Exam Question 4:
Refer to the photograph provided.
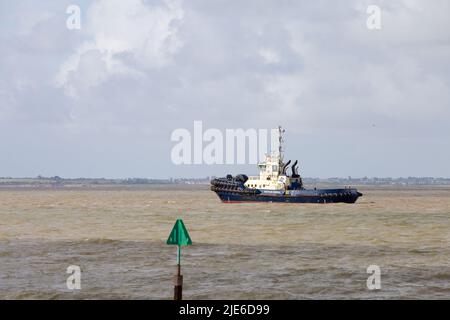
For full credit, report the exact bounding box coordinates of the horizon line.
[2,176,450,180]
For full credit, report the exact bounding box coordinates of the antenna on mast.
[278,125,285,160]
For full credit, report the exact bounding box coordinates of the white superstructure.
[244,126,303,191]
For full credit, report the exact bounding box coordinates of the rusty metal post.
[174,263,183,300]
[174,245,183,300]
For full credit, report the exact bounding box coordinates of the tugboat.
[211,126,362,203]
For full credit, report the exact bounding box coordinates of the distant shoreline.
[1,176,450,190]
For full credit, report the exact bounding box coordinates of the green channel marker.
[167,219,192,246]
[166,219,192,300]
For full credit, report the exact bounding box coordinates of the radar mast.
[277,125,285,168]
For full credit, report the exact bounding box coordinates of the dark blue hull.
[215,188,362,204]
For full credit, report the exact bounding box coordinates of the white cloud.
[56,0,184,96]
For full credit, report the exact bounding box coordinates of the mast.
[278,125,285,167]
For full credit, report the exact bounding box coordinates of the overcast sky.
[1,0,449,179]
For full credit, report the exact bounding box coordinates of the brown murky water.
[1,186,450,299]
